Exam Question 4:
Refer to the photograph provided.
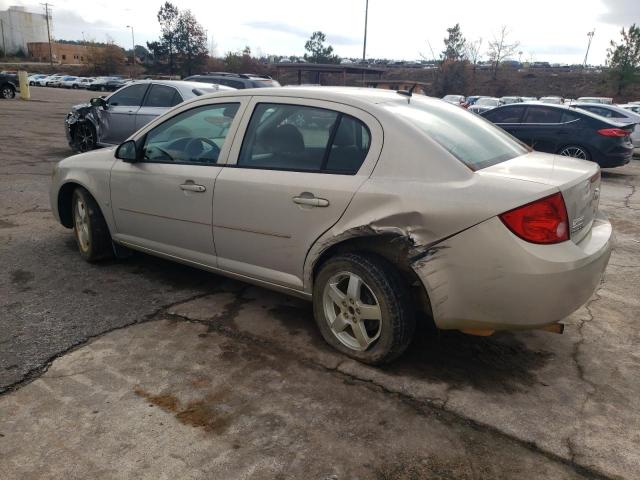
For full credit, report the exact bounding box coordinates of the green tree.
[607,24,640,95]
[157,1,180,74]
[441,24,466,61]
[175,9,208,76]
[304,31,339,64]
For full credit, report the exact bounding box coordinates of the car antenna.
[396,83,418,103]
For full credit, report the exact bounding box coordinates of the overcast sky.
[1,0,638,64]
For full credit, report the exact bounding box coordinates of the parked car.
[0,72,18,99]
[28,74,48,85]
[499,96,522,104]
[88,76,125,91]
[521,96,537,102]
[464,95,482,107]
[571,103,640,152]
[577,97,613,105]
[65,80,234,152]
[539,96,564,104]
[45,75,66,87]
[481,103,634,167]
[59,76,80,88]
[35,74,62,86]
[71,77,95,89]
[620,104,640,114]
[52,87,612,364]
[184,72,281,89]
[468,97,501,114]
[442,94,465,105]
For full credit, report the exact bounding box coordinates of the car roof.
[493,101,634,125]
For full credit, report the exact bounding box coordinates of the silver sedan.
[51,87,612,364]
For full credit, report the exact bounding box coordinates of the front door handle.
[293,195,329,207]
[180,182,206,193]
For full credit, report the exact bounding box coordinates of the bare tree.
[487,26,520,79]
[465,37,483,73]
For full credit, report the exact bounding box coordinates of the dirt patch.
[0,219,17,229]
[10,269,34,291]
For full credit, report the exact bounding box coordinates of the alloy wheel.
[559,146,588,160]
[1,86,15,99]
[76,124,95,152]
[74,197,90,252]
[322,271,382,351]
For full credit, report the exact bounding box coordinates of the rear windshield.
[384,99,528,170]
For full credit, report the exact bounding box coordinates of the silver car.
[571,103,640,151]
[65,80,234,152]
[51,87,612,364]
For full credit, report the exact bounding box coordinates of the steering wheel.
[185,137,220,161]
[144,145,174,161]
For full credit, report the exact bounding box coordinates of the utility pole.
[1,19,6,58]
[126,25,135,78]
[583,30,595,68]
[41,3,54,67]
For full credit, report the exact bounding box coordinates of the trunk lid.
[478,152,601,244]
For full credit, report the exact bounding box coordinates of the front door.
[110,101,245,265]
[212,99,383,289]
[99,83,149,145]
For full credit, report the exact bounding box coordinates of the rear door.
[100,83,149,145]
[135,84,184,130]
[212,97,383,289]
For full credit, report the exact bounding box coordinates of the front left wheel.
[73,122,97,152]
[0,84,15,99]
[313,253,416,365]
[72,187,113,262]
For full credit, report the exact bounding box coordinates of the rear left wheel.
[558,145,590,160]
[313,253,415,365]
[72,187,112,262]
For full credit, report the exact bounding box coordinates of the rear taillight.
[499,192,569,244]
[597,128,629,137]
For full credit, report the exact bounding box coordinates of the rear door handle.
[293,195,329,207]
[180,182,206,193]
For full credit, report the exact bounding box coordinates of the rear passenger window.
[561,111,581,123]
[523,106,562,123]
[238,103,370,174]
[484,106,525,123]
[144,84,183,108]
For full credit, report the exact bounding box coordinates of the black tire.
[0,84,16,99]
[557,144,591,161]
[72,121,97,152]
[71,187,113,262]
[313,253,415,365]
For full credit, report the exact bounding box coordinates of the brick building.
[27,42,92,64]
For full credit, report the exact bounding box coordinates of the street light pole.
[41,3,54,67]
[126,25,135,78]
[362,0,369,62]
[583,30,595,68]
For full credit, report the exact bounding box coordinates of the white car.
[51,87,612,364]
[60,76,81,88]
[577,97,613,105]
[620,104,640,115]
[442,94,465,105]
[28,74,48,86]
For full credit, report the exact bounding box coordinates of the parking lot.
[1,87,639,479]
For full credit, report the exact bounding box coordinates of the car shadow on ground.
[83,242,554,396]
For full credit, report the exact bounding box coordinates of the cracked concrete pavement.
[1,88,639,479]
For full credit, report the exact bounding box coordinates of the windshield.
[385,98,528,170]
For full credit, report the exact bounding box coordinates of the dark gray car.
[65,80,234,152]
[184,72,281,89]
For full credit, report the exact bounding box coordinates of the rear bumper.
[596,144,634,167]
[412,213,612,331]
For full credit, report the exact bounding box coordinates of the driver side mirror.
[90,97,107,109]
[115,140,138,162]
